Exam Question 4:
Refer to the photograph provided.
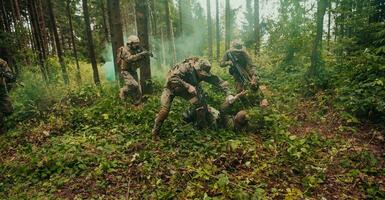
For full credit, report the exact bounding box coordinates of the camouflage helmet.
[127,35,140,44]
[234,110,249,129]
[196,59,212,73]
[231,39,244,50]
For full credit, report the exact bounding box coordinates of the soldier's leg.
[120,71,142,105]
[0,95,12,134]
[182,92,209,129]
[2,96,13,116]
[235,80,244,93]
[0,112,5,135]
[130,72,142,105]
[119,71,130,100]
[152,88,174,138]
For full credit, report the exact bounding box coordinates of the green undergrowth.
[0,62,384,199]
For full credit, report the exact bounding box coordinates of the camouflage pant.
[0,94,13,134]
[119,70,142,104]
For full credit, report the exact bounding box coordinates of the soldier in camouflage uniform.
[151,57,231,138]
[0,58,15,134]
[183,90,250,131]
[220,40,259,93]
[221,40,269,108]
[117,35,152,105]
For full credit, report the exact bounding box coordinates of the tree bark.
[178,0,183,38]
[66,0,81,84]
[215,0,220,60]
[225,0,230,50]
[27,0,48,82]
[36,0,48,60]
[327,0,331,48]
[107,0,124,82]
[47,0,69,85]
[82,0,100,85]
[0,0,11,32]
[254,0,260,55]
[135,0,152,94]
[309,0,327,78]
[207,0,213,61]
[101,0,110,43]
[164,0,176,64]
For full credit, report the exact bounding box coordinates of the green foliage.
[329,28,385,122]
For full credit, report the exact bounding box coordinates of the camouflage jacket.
[220,48,257,82]
[166,58,230,94]
[117,45,148,72]
[0,58,13,85]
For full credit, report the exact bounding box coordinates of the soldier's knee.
[119,86,129,99]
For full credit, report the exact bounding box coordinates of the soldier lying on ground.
[0,58,16,135]
[182,91,250,131]
[117,35,152,106]
[151,57,231,139]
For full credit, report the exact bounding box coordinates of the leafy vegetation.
[1,60,384,199]
[1,0,384,199]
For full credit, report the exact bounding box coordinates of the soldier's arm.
[202,74,231,95]
[243,50,258,82]
[121,49,147,64]
[169,77,193,90]
[220,51,231,67]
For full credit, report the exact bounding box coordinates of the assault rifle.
[227,52,251,85]
[0,69,14,81]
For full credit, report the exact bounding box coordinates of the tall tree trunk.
[82,0,100,85]
[215,0,220,60]
[178,0,183,38]
[160,27,166,67]
[164,0,176,64]
[47,0,69,85]
[27,0,48,82]
[207,0,213,61]
[334,0,339,41]
[135,0,152,94]
[66,0,81,84]
[0,0,5,31]
[0,0,11,32]
[309,0,327,78]
[101,0,110,43]
[11,0,21,21]
[254,0,260,55]
[327,0,331,48]
[225,0,230,50]
[340,0,345,38]
[149,0,162,68]
[107,0,124,82]
[36,0,48,60]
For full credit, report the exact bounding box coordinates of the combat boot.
[151,128,160,140]
[195,107,208,129]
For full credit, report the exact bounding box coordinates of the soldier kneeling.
[151,57,230,139]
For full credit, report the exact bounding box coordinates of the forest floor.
[0,63,384,199]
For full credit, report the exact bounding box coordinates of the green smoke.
[101,43,116,81]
